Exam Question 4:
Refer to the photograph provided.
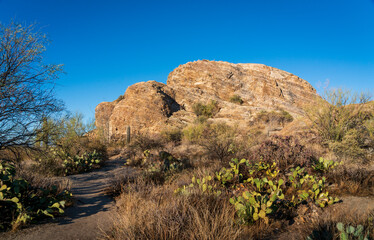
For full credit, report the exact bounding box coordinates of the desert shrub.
[184,122,239,162]
[295,209,374,240]
[125,134,164,169]
[0,161,72,231]
[254,109,294,127]
[126,150,191,185]
[129,133,164,153]
[32,113,107,176]
[328,129,367,161]
[36,113,94,149]
[365,119,374,139]
[326,165,374,196]
[307,89,371,142]
[50,114,107,159]
[230,94,244,105]
[279,109,294,123]
[199,122,239,162]
[115,94,124,102]
[104,174,137,198]
[61,150,103,175]
[307,88,373,162]
[243,124,268,147]
[182,122,207,143]
[192,100,219,118]
[248,135,317,170]
[194,115,209,124]
[33,137,107,176]
[32,153,65,176]
[60,136,107,161]
[160,127,182,144]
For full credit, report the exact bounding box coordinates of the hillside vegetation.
[102,89,374,240]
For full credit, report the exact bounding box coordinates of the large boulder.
[95,60,319,140]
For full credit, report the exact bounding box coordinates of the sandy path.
[1,156,132,240]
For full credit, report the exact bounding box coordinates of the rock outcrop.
[95,60,319,140]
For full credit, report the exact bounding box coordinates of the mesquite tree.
[0,21,63,150]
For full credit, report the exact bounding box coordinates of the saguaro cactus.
[126,126,131,144]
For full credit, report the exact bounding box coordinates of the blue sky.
[1,0,373,121]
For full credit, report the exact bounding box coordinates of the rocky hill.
[95,60,319,140]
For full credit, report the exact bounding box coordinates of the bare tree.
[0,21,63,150]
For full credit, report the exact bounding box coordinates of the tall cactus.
[126,126,131,144]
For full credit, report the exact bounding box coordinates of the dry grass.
[102,165,296,240]
[104,159,221,198]
[104,174,137,198]
[17,164,71,193]
[327,165,374,196]
[282,203,374,240]
[102,177,242,240]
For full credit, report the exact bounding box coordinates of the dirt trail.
[1,156,132,240]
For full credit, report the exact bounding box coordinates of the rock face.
[95,60,318,140]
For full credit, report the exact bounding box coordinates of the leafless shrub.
[0,21,63,150]
[306,88,373,163]
[248,135,317,170]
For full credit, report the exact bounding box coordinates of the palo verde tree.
[0,21,63,150]
[307,88,373,162]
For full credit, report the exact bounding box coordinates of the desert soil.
[0,155,132,240]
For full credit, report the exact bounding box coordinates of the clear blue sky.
[1,0,373,121]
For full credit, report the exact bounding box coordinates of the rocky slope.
[95,60,319,140]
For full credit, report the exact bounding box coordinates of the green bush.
[194,115,208,124]
[127,150,190,185]
[254,110,293,126]
[34,145,106,177]
[115,94,124,102]
[329,129,367,161]
[62,150,103,176]
[161,127,182,143]
[192,100,219,118]
[230,95,244,105]
[0,161,72,231]
[145,151,189,181]
[182,123,207,143]
[33,113,108,176]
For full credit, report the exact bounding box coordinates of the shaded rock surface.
[95,60,319,140]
